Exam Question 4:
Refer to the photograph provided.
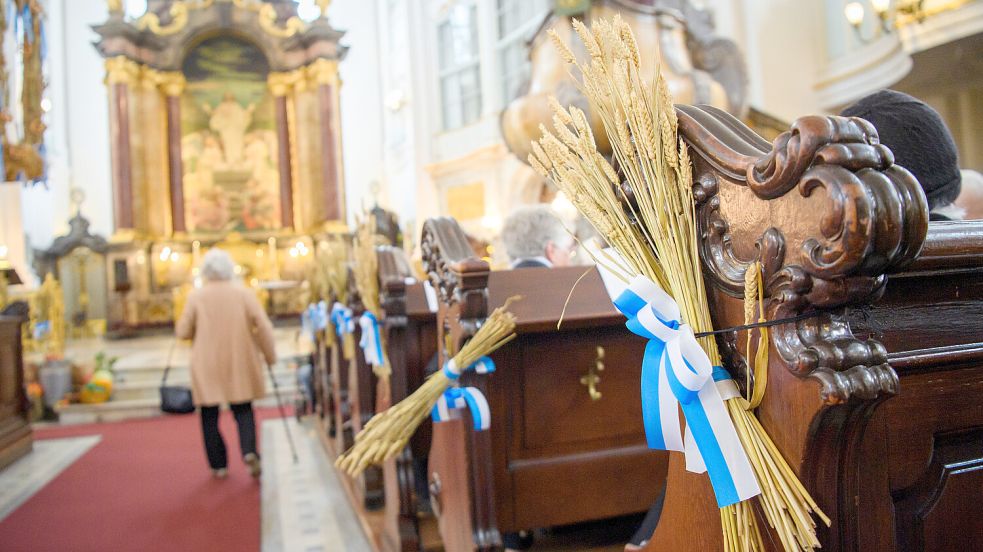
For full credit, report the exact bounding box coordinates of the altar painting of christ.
[180,36,281,233]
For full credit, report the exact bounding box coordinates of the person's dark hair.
[841,89,961,215]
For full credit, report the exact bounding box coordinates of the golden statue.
[28,274,66,357]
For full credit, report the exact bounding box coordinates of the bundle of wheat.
[353,216,391,380]
[336,298,519,476]
[529,17,828,552]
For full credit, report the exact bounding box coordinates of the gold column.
[104,56,141,238]
[268,71,303,232]
[306,58,345,226]
[157,72,187,235]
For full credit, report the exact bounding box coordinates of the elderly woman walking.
[176,248,277,479]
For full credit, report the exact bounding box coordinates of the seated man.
[841,89,963,221]
[501,205,576,268]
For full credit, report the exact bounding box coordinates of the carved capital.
[156,71,186,97]
[105,56,141,86]
[306,58,340,87]
[268,70,303,97]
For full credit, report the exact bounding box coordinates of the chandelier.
[844,0,970,42]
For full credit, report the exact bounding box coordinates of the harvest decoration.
[0,0,47,183]
[352,216,391,381]
[336,297,519,477]
[529,17,828,552]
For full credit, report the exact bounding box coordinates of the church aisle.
[261,417,371,552]
[0,410,276,551]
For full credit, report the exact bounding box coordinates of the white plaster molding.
[815,35,913,110]
[816,1,983,111]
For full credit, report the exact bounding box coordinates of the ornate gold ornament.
[136,2,190,36]
[104,56,142,86]
[306,58,339,87]
[268,70,304,97]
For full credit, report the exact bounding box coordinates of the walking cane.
[266,361,299,464]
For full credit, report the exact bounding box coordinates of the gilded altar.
[93,0,349,331]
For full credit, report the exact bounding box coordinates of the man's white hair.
[501,205,568,261]
[200,248,236,281]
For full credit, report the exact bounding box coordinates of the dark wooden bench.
[639,105,983,551]
[421,217,669,550]
[376,244,438,551]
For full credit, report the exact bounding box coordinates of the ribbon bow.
[358,311,386,367]
[431,356,496,431]
[330,303,354,338]
[614,276,760,508]
[301,301,329,339]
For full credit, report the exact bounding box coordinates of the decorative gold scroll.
[134,0,307,39]
[136,2,191,36]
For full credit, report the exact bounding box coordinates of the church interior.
[0,0,981,551]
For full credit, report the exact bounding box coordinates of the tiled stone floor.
[261,417,371,552]
[0,435,101,522]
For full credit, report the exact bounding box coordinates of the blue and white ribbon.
[358,311,386,367]
[430,356,496,431]
[330,302,354,338]
[301,301,329,340]
[614,275,760,508]
[431,387,492,431]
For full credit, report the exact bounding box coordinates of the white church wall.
[331,0,387,225]
[21,0,113,251]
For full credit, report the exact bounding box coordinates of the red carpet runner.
[0,409,279,552]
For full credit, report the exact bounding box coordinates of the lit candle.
[268,237,279,279]
[192,240,201,267]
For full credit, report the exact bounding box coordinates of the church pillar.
[159,73,187,234]
[307,59,344,222]
[269,74,296,230]
[105,57,139,233]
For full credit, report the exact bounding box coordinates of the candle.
[268,237,279,279]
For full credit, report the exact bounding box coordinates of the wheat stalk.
[335,298,520,476]
[353,216,391,379]
[537,19,829,552]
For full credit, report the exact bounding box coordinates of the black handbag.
[160,343,194,414]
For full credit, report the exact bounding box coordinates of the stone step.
[111,369,298,402]
[112,357,308,385]
[57,383,303,425]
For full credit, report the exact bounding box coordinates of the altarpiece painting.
[181,36,280,233]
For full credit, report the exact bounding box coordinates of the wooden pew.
[0,315,31,470]
[344,268,386,510]
[421,217,669,550]
[637,105,982,551]
[376,245,439,551]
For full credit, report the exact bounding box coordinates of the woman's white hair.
[200,248,236,281]
[501,205,568,261]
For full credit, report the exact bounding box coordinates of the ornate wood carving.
[421,217,499,551]
[420,217,489,339]
[643,105,983,552]
[679,105,928,405]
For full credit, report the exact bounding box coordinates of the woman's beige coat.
[176,281,277,406]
